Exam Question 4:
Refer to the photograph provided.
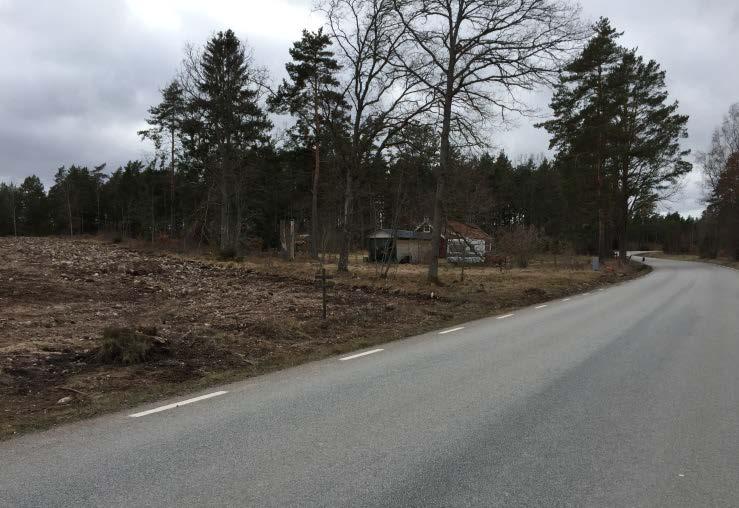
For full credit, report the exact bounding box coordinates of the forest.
[0,1,736,275]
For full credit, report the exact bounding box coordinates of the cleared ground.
[0,237,645,439]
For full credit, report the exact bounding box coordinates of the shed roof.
[368,229,433,241]
[445,220,492,241]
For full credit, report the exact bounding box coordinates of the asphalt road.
[2,256,738,507]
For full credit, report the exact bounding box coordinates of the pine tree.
[539,18,624,259]
[18,175,49,235]
[609,51,691,259]
[140,81,186,234]
[268,28,347,259]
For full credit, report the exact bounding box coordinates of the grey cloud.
[1,0,737,217]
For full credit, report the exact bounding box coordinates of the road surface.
[1,256,738,507]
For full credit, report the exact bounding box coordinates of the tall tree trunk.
[220,167,230,253]
[96,186,100,233]
[428,74,454,284]
[428,175,445,283]
[234,180,242,257]
[596,65,607,261]
[10,185,17,237]
[311,143,321,259]
[310,90,321,260]
[151,188,155,243]
[618,159,629,261]
[597,185,605,259]
[337,164,353,272]
[429,94,452,284]
[66,183,73,237]
[381,168,404,278]
[618,190,628,261]
[170,126,176,236]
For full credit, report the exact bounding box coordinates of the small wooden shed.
[367,229,434,264]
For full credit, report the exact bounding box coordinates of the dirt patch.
[0,237,648,439]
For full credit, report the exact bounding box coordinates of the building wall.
[446,238,487,263]
[396,239,433,263]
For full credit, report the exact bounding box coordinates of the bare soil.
[0,237,647,439]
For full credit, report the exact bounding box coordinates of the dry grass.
[644,252,739,270]
[214,251,601,299]
[0,237,647,439]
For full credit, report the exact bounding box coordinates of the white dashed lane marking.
[439,326,465,335]
[129,283,618,420]
[129,391,228,418]
[340,349,384,361]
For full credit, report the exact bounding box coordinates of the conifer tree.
[540,18,623,260]
[140,81,186,234]
[609,51,691,259]
[193,30,272,254]
[269,28,347,259]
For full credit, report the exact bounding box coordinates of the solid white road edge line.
[535,304,548,309]
[562,298,571,302]
[439,326,465,335]
[339,349,384,361]
[129,391,228,418]
[497,314,514,320]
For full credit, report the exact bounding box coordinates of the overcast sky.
[1,0,737,217]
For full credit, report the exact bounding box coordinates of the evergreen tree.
[540,18,624,259]
[0,182,19,236]
[192,29,272,254]
[609,51,691,259]
[139,81,186,234]
[18,175,49,235]
[268,28,347,258]
[709,153,739,259]
[488,152,517,228]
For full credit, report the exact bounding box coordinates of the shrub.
[497,225,542,268]
[97,326,165,365]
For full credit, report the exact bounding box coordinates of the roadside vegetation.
[644,252,739,270]
[0,236,647,439]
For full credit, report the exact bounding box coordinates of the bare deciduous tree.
[320,0,432,271]
[391,0,584,283]
[699,103,739,199]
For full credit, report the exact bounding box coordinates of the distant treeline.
[0,152,717,257]
[1,4,736,265]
